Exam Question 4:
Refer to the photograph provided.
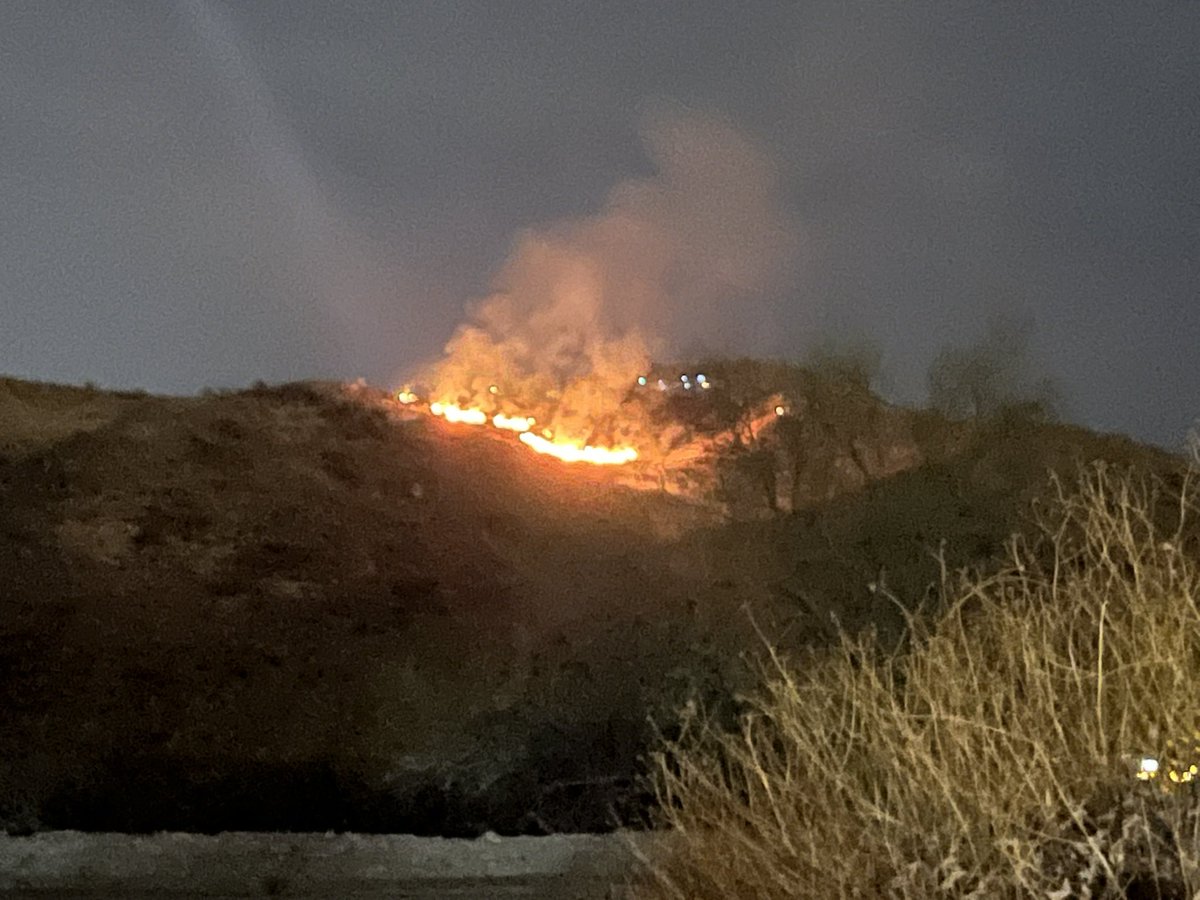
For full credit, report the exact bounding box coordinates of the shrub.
[927,315,1060,421]
[639,462,1200,898]
[802,336,884,392]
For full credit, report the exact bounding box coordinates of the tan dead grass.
[0,377,135,458]
[639,459,1200,898]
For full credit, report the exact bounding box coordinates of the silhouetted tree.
[803,336,883,391]
[927,315,1060,420]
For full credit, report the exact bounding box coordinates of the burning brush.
[396,388,640,466]
[396,111,797,469]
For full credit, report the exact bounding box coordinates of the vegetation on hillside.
[927,314,1061,422]
[639,460,1200,897]
[0,367,1187,842]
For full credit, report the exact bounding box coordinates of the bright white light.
[1140,757,1160,774]
[680,374,689,383]
[637,376,647,386]
[430,402,487,426]
[493,413,534,433]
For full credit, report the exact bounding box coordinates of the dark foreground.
[0,831,660,898]
[1,375,1179,837]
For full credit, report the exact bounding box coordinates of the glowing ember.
[519,432,638,465]
[417,394,637,466]
[492,412,535,433]
[430,402,488,426]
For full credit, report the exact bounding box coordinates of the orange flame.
[519,431,638,465]
[492,412,535,433]
[414,396,638,466]
[429,402,488,426]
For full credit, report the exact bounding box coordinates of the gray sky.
[1,1,1197,447]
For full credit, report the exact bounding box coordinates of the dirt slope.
[0,373,1183,835]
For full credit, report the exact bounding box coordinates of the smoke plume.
[422,108,799,440]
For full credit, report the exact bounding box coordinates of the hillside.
[0,370,1184,835]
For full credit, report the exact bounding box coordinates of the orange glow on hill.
[492,412,535,433]
[429,402,488,426]
[519,431,638,465]
[417,395,638,466]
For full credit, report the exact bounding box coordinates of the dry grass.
[639,460,1200,898]
[0,377,135,458]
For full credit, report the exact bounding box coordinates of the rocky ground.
[0,366,1182,836]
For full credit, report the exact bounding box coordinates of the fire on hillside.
[389,364,785,469]
[390,111,800,471]
[396,390,641,466]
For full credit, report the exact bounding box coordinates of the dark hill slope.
[0,375,1184,834]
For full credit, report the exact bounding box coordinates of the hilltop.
[0,368,1183,835]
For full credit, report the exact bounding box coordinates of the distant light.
[657,379,668,391]
[1140,757,1160,775]
[680,374,689,382]
[488,384,499,395]
[701,381,712,390]
[696,374,707,384]
[775,405,785,416]
[683,382,692,390]
[637,376,648,386]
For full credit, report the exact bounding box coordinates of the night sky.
[2,1,1197,447]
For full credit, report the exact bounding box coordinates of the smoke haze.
[2,2,1197,447]
[425,109,799,434]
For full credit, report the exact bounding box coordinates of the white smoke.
[424,108,800,438]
